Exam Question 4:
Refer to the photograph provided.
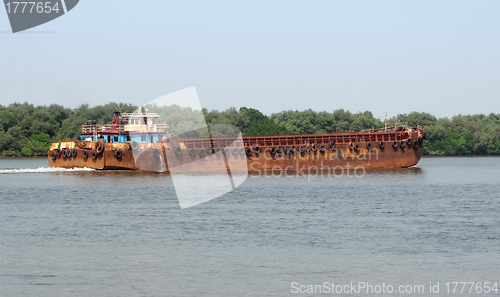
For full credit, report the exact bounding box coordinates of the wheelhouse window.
[141,135,146,142]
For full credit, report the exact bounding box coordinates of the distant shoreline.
[2,102,500,157]
[0,155,48,158]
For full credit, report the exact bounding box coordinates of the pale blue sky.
[1,0,499,118]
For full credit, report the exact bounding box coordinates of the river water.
[0,157,499,296]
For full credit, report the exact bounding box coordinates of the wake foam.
[0,167,95,174]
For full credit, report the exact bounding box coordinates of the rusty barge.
[48,111,426,171]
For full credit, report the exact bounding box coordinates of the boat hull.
[48,128,424,171]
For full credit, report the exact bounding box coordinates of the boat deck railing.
[360,122,409,133]
[81,123,168,133]
[120,112,160,118]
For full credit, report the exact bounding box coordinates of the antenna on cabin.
[384,112,387,131]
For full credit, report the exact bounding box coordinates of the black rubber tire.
[392,141,398,148]
[367,142,372,149]
[224,148,230,156]
[330,141,336,149]
[51,151,57,160]
[379,142,385,148]
[305,145,310,152]
[153,148,161,159]
[245,147,252,156]
[239,147,245,155]
[115,150,122,158]
[92,151,98,160]
[72,149,77,156]
[354,144,359,151]
[189,148,196,156]
[215,147,221,155]
[66,150,72,158]
[418,137,423,144]
[349,143,355,150]
[311,144,317,152]
[175,146,182,156]
[413,141,419,148]
[206,146,213,155]
[131,141,139,150]
[270,147,276,154]
[253,146,260,153]
[290,145,296,152]
[96,145,104,154]
[232,148,238,155]
[400,141,405,148]
[406,138,412,145]
[82,150,89,159]
[277,146,283,154]
[299,147,305,154]
[319,145,325,153]
[198,149,205,157]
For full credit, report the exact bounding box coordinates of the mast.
[384,112,387,131]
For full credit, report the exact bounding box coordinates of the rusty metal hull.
[48,128,424,171]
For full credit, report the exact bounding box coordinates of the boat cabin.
[80,111,168,143]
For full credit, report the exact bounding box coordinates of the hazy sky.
[1,0,499,119]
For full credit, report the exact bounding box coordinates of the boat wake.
[0,167,95,174]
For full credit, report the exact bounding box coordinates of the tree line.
[1,102,500,156]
